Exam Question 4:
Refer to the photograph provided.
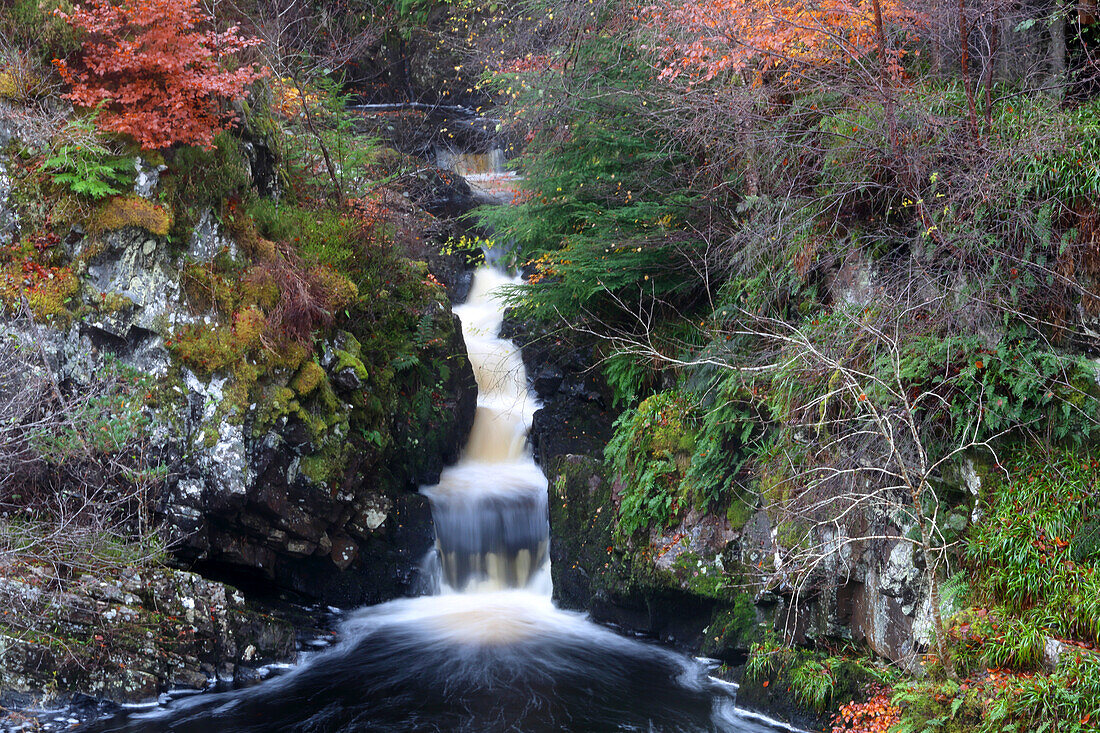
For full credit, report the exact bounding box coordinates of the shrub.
[606,391,697,535]
[53,0,266,149]
[968,447,1100,650]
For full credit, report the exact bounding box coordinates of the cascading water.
[436,147,522,205]
[421,268,550,595]
[83,268,797,732]
[77,123,799,729]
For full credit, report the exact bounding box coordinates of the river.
[78,267,798,732]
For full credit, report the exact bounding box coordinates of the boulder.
[0,566,295,704]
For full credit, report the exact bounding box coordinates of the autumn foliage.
[643,0,917,82]
[831,688,901,733]
[54,0,266,149]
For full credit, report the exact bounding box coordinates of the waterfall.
[435,147,521,205]
[84,264,797,733]
[83,168,797,733]
[421,269,550,594]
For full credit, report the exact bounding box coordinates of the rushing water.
[82,271,795,732]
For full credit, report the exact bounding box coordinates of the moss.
[297,440,352,486]
[726,492,756,531]
[290,360,327,397]
[0,72,18,100]
[181,261,240,314]
[775,519,811,552]
[253,386,297,434]
[759,468,792,516]
[333,344,370,383]
[238,267,280,309]
[701,594,761,656]
[88,196,172,236]
[671,551,731,599]
[0,236,79,323]
[21,269,78,323]
[168,320,255,375]
[97,292,134,314]
[164,132,253,242]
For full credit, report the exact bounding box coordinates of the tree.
[643,0,918,84]
[54,0,266,150]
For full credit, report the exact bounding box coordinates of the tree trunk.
[959,0,982,144]
[292,72,344,206]
[1051,5,1067,98]
[871,0,900,159]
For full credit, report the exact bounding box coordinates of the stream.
[53,115,806,731]
[78,267,798,732]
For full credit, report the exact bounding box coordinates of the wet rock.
[243,136,279,197]
[502,311,615,464]
[406,167,478,220]
[133,157,166,199]
[426,246,482,304]
[0,566,294,705]
[158,304,474,607]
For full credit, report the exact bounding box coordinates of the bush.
[968,447,1100,651]
[54,0,265,149]
[606,380,760,535]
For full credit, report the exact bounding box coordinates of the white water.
[86,268,797,733]
[421,268,551,595]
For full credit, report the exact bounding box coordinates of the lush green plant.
[481,29,709,332]
[30,355,156,459]
[606,369,762,534]
[271,74,382,204]
[968,447,1100,650]
[43,113,134,200]
[682,371,762,514]
[248,199,359,272]
[746,632,890,714]
[164,130,254,240]
[606,391,693,535]
[895,323,1098,448]
[602,349,653,408]
[983,651,1100,733]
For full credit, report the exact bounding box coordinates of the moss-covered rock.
[87,196,172,237]
[545,454,761,659]
[0,565,294,704]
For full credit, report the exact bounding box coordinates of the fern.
[44,113,134,200]
[603,350,650,407]
[392,352,421,372]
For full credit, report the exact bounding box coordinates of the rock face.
[0,115,478,608]
[162,303,476,607]
[508,307,970,727]
[500,312,616,463]
[504,319,759,656]
[0,566,295,703]
[0,222,477,607]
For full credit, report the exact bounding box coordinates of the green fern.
[44,113,134,200]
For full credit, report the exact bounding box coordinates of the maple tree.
[54,0,266,150]
[642,0,917,83]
